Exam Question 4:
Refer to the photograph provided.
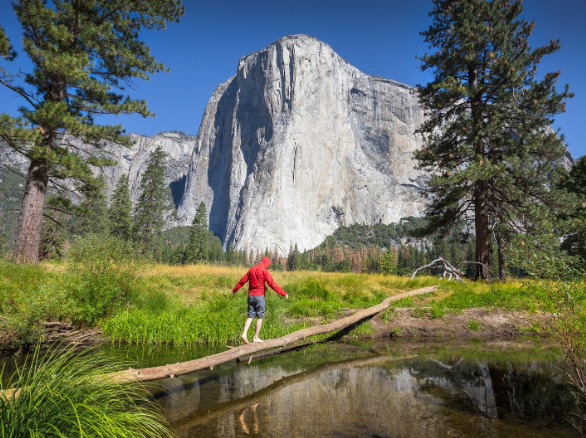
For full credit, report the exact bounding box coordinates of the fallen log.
[235,342,313,363]
[107,286,437,383]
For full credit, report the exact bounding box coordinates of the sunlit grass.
[0,345,172,437]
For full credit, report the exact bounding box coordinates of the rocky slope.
[177,34,428,253]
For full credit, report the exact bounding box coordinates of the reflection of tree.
[421,357,571,423]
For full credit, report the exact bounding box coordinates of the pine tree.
[108,175,133,241]
[558,156,586,260]
[184,202,208,264]
[287,244,300,271]
[0,1,183,264]
[226,242,236,265]
[381,248,396,275]
[133,146,168,258]
[71,175,108,236]
[416,0,573,279]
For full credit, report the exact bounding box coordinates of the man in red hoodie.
[232,256,288,344]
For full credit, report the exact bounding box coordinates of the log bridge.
[108,285,437,383]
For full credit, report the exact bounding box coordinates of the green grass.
[0,247,554,348]
[0,345,172,437]
[468,320,482,331]
[103,274,394,345]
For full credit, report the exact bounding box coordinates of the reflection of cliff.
[159,353,575,438]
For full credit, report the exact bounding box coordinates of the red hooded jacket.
[232,257,286,296]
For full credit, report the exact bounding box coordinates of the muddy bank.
[366,307,543,339]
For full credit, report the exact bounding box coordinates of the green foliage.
[468,320,482,330]
[161,225,226,265]
[0,0,184,262]
[435,282,536,312]
[287,244,301,271]
[71,174,109,236]
[380,249,396,275]
[518,253,586,431]
[416,0,573,278]
[0,233,148,346]
[0,166,25,251]
[133,146,168,258]
[104,292,309,345]
[38,202,66,261]
[66,233,145,326]
[0,345,172,438]
[108,174,133,241]
[558,155,586,260]
[184,202,209,264]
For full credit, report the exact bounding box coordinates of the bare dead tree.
[411,257,491,283]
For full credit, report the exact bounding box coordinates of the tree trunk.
[474,181,491,280]
[14,159,50,264]
[496,230,506,281]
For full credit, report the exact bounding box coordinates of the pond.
[104,339,582,438]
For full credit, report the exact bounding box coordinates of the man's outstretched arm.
[265,271,287,297]
[232,272,250,294]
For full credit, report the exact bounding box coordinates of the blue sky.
[1,0,584,157]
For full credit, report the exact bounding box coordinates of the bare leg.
[241,317,253,344]
[253,318,263,342]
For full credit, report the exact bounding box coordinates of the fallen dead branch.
[411,257,491,283]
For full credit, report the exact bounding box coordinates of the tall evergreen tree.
[184,202,208,264]
[133,146,168,257]
[71,174,108,236]
[108,175,133,241]
[558,156,586,260]
[416,0,572,279]
[287,244,300,271]
[380,249,396,275]
[0,1,183,264]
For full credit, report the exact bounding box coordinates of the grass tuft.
[0,345,172,437]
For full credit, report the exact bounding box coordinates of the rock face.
[1,132,196,229]
[178,34,427,253]
[98,132,195,226]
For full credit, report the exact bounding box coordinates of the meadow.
[0,243,542,349]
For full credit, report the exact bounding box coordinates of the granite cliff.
[177,34,427,253]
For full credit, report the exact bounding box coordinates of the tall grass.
[0,345,172,437]
[103,289,311,345]
[103,269,445,345]
[0,234,145,347]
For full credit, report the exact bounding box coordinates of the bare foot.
[241,335,250,344]
[253,337,263,343]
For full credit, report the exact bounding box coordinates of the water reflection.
[145,341,579,437]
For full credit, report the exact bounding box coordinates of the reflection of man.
[239,403,260,435]
[232,256,289,344]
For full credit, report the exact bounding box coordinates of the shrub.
[66,233,146,326]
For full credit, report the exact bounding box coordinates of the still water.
[106,340,582,438]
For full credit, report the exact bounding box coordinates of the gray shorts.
[247,295,266,319]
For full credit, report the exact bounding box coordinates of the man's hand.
[284,293,289,300]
